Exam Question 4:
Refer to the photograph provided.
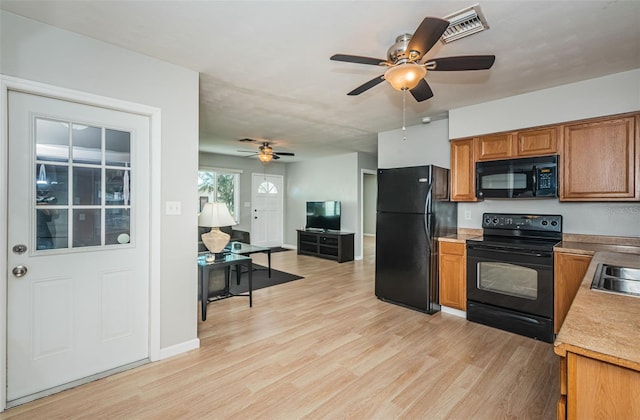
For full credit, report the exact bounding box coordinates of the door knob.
[12,265,28,278]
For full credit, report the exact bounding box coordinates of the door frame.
[359,168,377,260]
[0,75,162,411]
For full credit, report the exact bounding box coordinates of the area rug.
[269,246,291,253]
[229,264,303,294]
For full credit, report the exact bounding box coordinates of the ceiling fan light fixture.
[384,63,427,91]
[258,153,272,163]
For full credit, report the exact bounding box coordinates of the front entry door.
[251,173,283,247]
[6,91,150,404]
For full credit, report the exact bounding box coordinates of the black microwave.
[476,155,558,199]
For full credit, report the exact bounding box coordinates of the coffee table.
[227,242,272,277]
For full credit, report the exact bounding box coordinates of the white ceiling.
[2,1,640,161]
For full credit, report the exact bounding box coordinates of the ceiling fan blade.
[407,17,450,60]
[428,55,496,71]
[274,152,295,156]
[347,75,386,96]
[410,79,434,102]
[330,54,390,66]
[272,154,281,160]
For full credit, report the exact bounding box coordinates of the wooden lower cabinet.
[438,241,466,310]
[553,251,592,333]
[558,352,640,419]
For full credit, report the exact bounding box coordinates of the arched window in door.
[257,181,278,195]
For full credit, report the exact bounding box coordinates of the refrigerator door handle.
[424,184,433,244]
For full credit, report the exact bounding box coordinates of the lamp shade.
[384,63,427,91]
[198,202,236,228]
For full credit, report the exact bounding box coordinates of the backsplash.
[458,200,640,237]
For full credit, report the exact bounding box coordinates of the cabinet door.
[439,241,466,310]
[516,127,558,156]
[475,133,514,161]
[554,252,592,333]
[450,138,478,202]
[561,115,638,201]
[567,353,640,420]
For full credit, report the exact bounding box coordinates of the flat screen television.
[306,201,341,231]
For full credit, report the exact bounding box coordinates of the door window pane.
[72,124,102,164]
[36,164,69,205]
[106,209,130,245]
[478,262,537,300]
[36,208,68,250]
[73,167,101,205]
[73,209,101,247]
[36,118,69,162]
[106,169,130,205]
[106,129,131,167]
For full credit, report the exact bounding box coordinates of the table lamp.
[198,202,236,261]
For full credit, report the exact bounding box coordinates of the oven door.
[466,244,553,318]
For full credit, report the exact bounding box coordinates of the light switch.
[166,201,182,215]
[464,211,471,220]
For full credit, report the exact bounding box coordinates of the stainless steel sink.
[591,264,640,297]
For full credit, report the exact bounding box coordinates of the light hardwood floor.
[1,237,558,419]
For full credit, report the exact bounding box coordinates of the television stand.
[296,229,354,263]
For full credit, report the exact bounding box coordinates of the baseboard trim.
[156,338,200,360]
[441,306,467,319]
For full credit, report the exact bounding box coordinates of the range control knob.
[551,220,558,227]
[541,220,548,226]
[492,218,499,224]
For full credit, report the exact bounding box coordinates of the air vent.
[441,4,489,44]
[238,138,257,143]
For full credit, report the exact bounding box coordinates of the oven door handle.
[468,245,552,258]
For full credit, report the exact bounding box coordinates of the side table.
[197,253,252,321]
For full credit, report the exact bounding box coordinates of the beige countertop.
[554,241,640,255]
[438,228,482,243]
[554,251,640,371]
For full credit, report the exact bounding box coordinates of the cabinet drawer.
[440,241,465,256]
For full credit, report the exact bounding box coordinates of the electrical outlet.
[464,210,472,220]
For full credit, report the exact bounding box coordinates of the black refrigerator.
[375,165,457,314]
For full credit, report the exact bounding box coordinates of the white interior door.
[6,91,150,404]
[251,173,283,247]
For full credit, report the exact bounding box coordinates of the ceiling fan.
[330,16,495,102]
[239,141,295,163]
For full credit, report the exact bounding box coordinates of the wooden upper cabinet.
[475,133,514,161]
[561,115,639,201]
[450,138,478,202]
[515,127,558,156]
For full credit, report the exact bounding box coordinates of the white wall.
[286,153,360,253]
[1,12,200,350]
[378,118,450,169]
[450,69,640,237]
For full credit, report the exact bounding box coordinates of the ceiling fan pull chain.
[402,89,407,140]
